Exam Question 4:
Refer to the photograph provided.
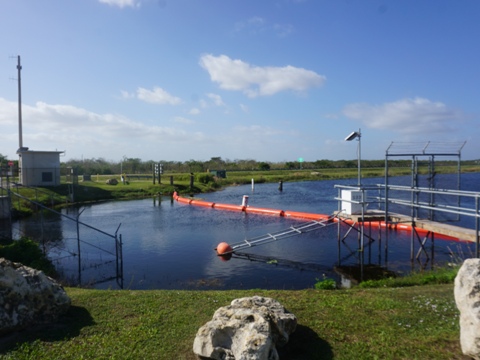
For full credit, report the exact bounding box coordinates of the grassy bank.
[0,284,463,359]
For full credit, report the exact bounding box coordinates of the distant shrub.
[196,173,215,184]
[314,277,337,290]
[258,162,271,171]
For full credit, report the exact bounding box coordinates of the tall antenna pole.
[17,55,23,150]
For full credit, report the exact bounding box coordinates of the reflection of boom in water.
[232,252,331,273]
[216,214,338,256]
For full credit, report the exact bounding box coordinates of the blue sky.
[0,0,478,163]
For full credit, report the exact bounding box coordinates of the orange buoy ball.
[216,242,233,255]
[219,253,232,262]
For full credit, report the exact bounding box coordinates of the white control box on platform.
[341,190,364,215]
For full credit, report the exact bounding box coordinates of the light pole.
[345,128,361,187]
[345,128,364,254]
[17,55,23,151]
[120,155,127,173]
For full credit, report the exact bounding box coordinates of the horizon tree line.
[0,153,476,176]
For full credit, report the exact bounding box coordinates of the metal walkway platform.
[337,209,480,243]
[389,213,480,243]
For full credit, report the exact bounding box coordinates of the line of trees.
[1,153,476,176]
[58,156,476,176]
[60,157,384,175]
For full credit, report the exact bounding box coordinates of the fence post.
[116,234,124,289]
[76,208,85,286]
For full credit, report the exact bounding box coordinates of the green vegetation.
[359,266,460,289]
[0,284,462,359]
[314,275,337,290]
[56,156,480,175]
[0,237,56,277]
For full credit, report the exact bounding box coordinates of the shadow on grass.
[0,305,94,354]
[278,324,333,360]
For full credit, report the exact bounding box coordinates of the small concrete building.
[209,170,227,178]
[17,148,63,186]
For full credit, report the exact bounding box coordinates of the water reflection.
[7,173,480,290]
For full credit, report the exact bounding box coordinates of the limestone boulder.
[454,258,480,359]
[0,258,71,335]
[193,295,297,360]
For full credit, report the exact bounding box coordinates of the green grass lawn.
[0,285,464,360]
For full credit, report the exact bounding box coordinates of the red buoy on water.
[216,242,233,255]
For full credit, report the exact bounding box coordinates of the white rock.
[0,258,71,335]
[454,258,480,359]
[193,296,297,360]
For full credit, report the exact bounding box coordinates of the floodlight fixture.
[345,131,360,141]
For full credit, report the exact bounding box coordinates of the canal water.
[10,173,480,290]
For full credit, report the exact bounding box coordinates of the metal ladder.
[227,214,338,253]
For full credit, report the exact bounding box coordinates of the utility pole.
[17,55,23,150]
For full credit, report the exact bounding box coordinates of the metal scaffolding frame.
[334,140,480,276]
[384,141,468,260]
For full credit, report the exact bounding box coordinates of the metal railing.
[334,183,480,256]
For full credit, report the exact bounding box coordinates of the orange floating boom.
[213,203,246,212]
[174,196,463,241]
[284,210,330,221]
[176,196,192,204]
[245,207,285,216]
[190,199,215,207]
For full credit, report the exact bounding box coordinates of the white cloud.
[234,16,294,37]
[199,54,326,98]
[189,108,200,115]
[136,87,182,105]
[24,101,183,139]
[199,99,208,109]
[247,16,265,26]
[0,97,310,162]
[240,104,249,113]
[0,98,201,159]
[99,0,140,8]
[0,98,18,125]
[342,97,464,134]
[323,113,339,120]
[233,125,287,137]
[273,23,294,37]
[234,17,266,34]
[173,116,194,124]
[206,93,225,107]
[120,90,135,99]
